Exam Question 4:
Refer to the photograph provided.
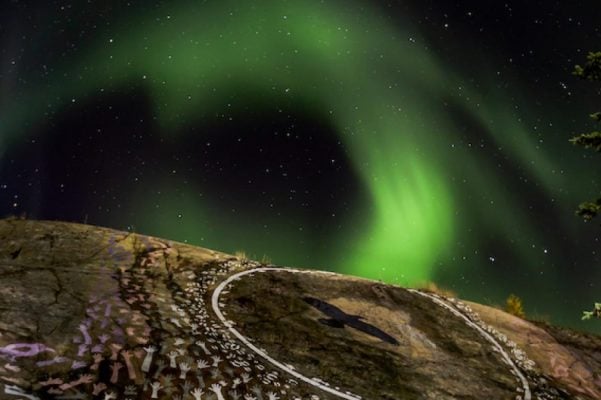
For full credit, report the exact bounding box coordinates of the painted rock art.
[0,220,599,400]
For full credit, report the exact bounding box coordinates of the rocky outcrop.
[0,219,599,400]
[466,302,601,399]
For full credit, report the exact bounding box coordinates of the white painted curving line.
[211,267,362,400]
[212,267,531,400]
[408,289,531,400]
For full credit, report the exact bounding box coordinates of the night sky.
[1,0,600,333]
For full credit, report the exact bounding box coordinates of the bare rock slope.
[0,219,599,400]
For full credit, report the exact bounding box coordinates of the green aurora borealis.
[1,0,601,332]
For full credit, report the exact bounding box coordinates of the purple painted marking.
[77,344,88,357]
[0,343,56,360]
[87,311,100,321]
[71,360,87,370]
[36,356,70,367]
[78,324,92,345]
[4,364,21,372]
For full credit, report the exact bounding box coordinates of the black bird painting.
[303,296,399,346]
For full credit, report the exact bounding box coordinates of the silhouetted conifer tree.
[570,52,601,321]
[570,51,601,221]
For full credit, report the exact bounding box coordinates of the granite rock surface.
[0,219,599,400]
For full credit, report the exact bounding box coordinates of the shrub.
[234,250,248,262]
[582,303,601,320]
[505,294,525,318]
[418,281,457,298]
